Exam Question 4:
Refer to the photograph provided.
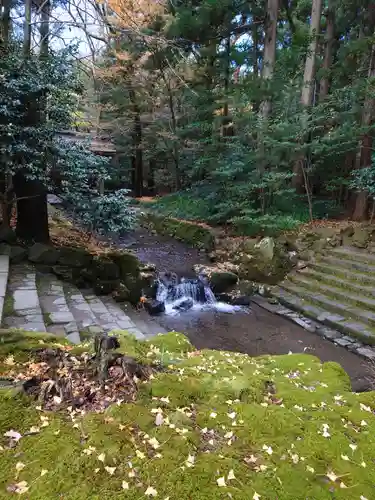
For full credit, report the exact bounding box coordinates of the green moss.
[144,213,215,251]
[3,295,15,318]
[0,330,374,499]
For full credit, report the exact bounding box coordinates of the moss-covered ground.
[0,329,374,499]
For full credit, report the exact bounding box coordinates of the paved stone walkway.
[0,262,165,343]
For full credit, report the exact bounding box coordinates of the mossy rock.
[57,247,93,268]
[108,250,140,280]
[352,227,370,248]
[1,330,375,498]
[210,271,238,293]
[238,240,292,285]
[145,213,215,251]
[93,279,121,295]
[0,244,27,263]
[92,256,120,281]
[28,243,59,265]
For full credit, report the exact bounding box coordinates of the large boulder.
[209,271,238,293]
[237,237,292,285]
[352,227,370,248]
[0,225,16,244]
[108,250,140,280]
[144,299,165,316]
[0,244,27,263]
[94,279,120,296]
[112,282,130,303]
[57,247,93,268]
[52,265,87,288]
[92,256,120,280]
[28,243,59,264]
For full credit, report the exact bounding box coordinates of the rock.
[92,256,120,280]
[144,299,165,316]
[341,226,354,246]
[0,244,27,263]
[255,237,275,261]
[287,251,298,266]
[47,194,63,205]
[94,279,120,295]
[123,275,143,305]
[109,250,140,279]
[173,297,194,311]
[231,295,251,306]
[52,266,87,287]
[29,243,59,264]
[140,262,157,272]
[215,293,232,303]
[352,227,370,248]
[209,271,238,293]
[58,247,93,268]
[112,283,130,302]
[159,271,178,288]
[356,347,375,360]
[143,281,158,299]
[0,225,16,244]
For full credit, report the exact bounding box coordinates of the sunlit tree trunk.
[319,0,334,100]
[292,0,323,194]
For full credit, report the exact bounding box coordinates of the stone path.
[264,245,375,360]
[0,261,166,343]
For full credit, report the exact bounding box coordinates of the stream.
[119,225,374,392]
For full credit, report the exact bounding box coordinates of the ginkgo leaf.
[262,445,273,455]
[16,462,25,472]
[340,482,347,489]
[253,492,261,500]
[210,412,217,418]
[122,481,129,490]
[155,414,164,426]
[227,469,236,480]
[4,430,22,442]
[104,466,116,475]
[349,444,357,451]
[148,437,160,449]
[341,455,349,461]
[40,470,48,477]
[145,486,158,496]
[217,477,226,487]
[136,450,146,459]
[306,466,315,473]
[97,453,106,462]
[326,471,338,482]
[28,426,40,434]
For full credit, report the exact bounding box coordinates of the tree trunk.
[148,158,155,195]
[292,0,323,193]
[15,0,50,242]
[129,87,143,198]
[352,43,375,220]
[252,20,259,76]
[259,0,279,120]
[13,174,50,242]
[319,0,334,100]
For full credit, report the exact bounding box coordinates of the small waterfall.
[156,277,216,305]
[154,272,242,315]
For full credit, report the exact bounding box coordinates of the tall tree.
[292,0,323,194]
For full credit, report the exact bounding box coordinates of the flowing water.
[118,224,374,390]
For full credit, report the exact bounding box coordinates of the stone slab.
[0,255,9,273]
[49,311,75,324]
[13,289,39,311]
[117,319,136,330]
[334,338,352,348]
[127,327,145,340]
[356,347,375,360]
[66,331,81,344]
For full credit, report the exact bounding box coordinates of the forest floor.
[1,330,375,499]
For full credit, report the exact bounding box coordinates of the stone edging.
[251,295,375,362]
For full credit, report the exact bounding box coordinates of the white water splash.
[156,279,244,316]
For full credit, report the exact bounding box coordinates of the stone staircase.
[271,246,375,345]
[0,257,167,343]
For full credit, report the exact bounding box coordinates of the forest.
[1,0,375,240]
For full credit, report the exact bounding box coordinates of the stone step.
[271,286,375,345]
[288,274,375,312]
[295,268,375,299]
[120,301,169,338]
[63,283,98,335]
[330,246,375,265]
[279,280,375,330]
[37,273,80,344]
[81,292,145,339]
[0,255,9,324]
[309,261,375,287]
[3,264,46,332]
[319,255,375,276]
